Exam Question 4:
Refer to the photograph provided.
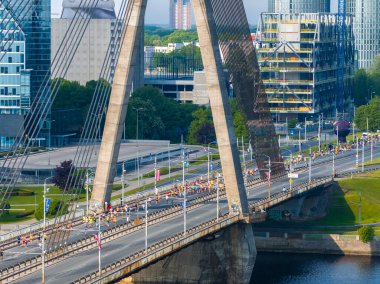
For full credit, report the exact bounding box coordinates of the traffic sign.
[289,179,294,184]
[45,198,51,213]
[288,173,299,179]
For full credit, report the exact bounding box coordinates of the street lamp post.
[304,117,307,142]
[262,154,271,201]
[362,140,365,173]
[145,198,148,254]
[207,144,210,183]
[85,171,89,215]
[332,153,335,178]
[168,142,171,178]
[182,149,187,234]
[42,177,51,284]
[134,107,143,186]
[121,162,126,205]
[356,136,359,168]
[298,130,301,153]
[97,215,101,277]
[216,173,220,221]
[318,115,321,153]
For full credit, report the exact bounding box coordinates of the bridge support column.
[192,0,249,217]
[90,0,147,210]
[121,223,256,284]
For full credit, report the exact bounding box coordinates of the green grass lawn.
[0,185,89,224]
[316,174,380,226]
[360,157,380,166]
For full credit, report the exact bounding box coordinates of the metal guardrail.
[250,176,333,212]
[72,214,240,284]
[0,187,228,283]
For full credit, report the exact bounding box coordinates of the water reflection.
[251,252,380,284]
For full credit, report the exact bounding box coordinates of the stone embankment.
[255,231,380,256]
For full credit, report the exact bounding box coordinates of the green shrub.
[16,211,35,218]
[0,202,11,216]
[34,200,68,221]
[10,189,35,196]
[358,226,375,243]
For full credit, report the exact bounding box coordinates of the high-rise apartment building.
[0,1,50,150]
[52,1,118,85]
[170,0,192,30]
[256,13,355,120]
[268,0,331,13]
[347,0,380,69]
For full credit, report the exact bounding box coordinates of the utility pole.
[371,136,373,162]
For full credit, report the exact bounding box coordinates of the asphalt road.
[7,144,380,283]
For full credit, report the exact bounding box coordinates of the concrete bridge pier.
[120,223,256,284]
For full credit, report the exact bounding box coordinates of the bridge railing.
[251,176,333,212]
[72,213,240,284]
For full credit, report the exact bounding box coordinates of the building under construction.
[255,13,355,121]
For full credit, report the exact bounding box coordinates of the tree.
[230,98,249,140]
[52,160,75,191]
[358,226,375,243]
[187,108,216,144]
[353,69,371,107]
[354,96,380,131]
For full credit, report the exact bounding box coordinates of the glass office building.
[268,0,331,13]
[0,0,51,150]
[348,0,380,69]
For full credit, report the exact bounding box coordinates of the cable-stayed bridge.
[0,0,376,283]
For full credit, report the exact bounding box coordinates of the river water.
[251,252,380,284]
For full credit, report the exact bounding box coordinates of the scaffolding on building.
[255,13,355,120]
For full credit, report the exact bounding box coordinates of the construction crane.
[336,0,346,119]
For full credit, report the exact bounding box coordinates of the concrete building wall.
[51,19,113,85]
[169,0,192,30]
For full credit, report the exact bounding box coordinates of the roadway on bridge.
[7,145,380,283]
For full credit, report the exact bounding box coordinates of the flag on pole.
[155,169,161,181]
[93,234,101,250]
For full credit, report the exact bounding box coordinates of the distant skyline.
[52,0,339,25]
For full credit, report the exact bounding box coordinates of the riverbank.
[254,230,380,256]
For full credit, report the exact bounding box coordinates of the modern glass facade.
[0,0,51,150]
[348,0,380,69]
[268,0,331,13]
[256,13,355,119]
